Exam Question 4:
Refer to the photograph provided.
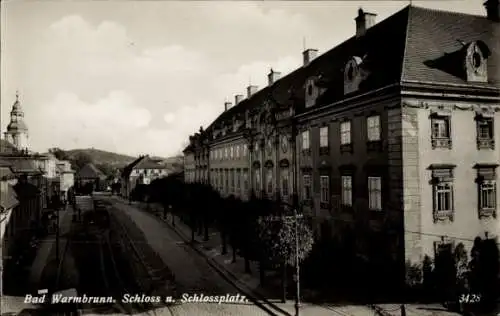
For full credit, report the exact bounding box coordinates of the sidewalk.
[29,204,75,292]
[126,200,376,316]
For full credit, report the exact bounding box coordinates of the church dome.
[7,120,28,131]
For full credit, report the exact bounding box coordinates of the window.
[320,176,330,204]
[479,181,496,210]
[430,167,455,222]
[303,175,312,200]
[432,118,449,138]
[266,169,273,196]
[236,145,240,158]
[431,114,452,149]
[236,170,241,191]
[340,121,351,145]
[243,144,248,157]
[476,115,494,150]
[230,146,234,159]
[341,175,353,206]
[225,169,229,191]
[368,176,382,210]
[476,166,497,217]
[320,127,329,148]
[281,172,289,198]
[367,115,381,141]
[301,131,310,150]
[255,169,261,192]
[224,148,228,159]
[243,170,249,193]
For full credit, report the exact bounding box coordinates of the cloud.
[35,91,153,152]
[8,7,310,157]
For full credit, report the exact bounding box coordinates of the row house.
[0,165,18,295]
[184,3,500,284]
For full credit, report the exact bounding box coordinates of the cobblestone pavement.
[101,196,274,316]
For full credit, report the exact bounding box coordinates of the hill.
[45,147,183,176]
[64,148,136,168]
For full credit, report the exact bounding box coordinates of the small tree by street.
[257,213,314,303]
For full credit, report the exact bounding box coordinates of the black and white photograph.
[1,0,499,315]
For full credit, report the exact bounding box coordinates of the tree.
[257,214,314,303]
[73,152,93,170]
[96,163,115,178]
[469,237,500,309]
[48,147,69,161]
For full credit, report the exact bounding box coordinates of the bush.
[257,214,314,267]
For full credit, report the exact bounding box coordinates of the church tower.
[4,91,29,151]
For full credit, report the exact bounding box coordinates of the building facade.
[56,160,75,199]
[121,155,170,197]
[184,4,500,281]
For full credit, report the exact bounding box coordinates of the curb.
[369,304,394,316]
[159,214,290,316]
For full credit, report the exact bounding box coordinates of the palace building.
[183,3,500,281]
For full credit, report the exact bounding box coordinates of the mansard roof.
[203,6,499,135]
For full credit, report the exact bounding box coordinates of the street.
[95,194,273,316]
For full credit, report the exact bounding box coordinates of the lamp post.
[55,205,60,262]
[269,206,303,316]
[263,91,302,315]
[243,127,258,198]
[293,208,302,316]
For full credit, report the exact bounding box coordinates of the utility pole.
[294,209,301,316]
[56,206,60,262]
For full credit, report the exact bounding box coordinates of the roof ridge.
[208,4,415,132]
[400,5,412,84]
[409,4,487,19]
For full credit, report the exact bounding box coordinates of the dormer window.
[305,77,318,108]
[465,41,491,83]
[344,55,368,95]
[307,84,313,96]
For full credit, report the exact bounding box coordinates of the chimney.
[235,94,244,105]
[484,0,500,22]
[355,8,377,37]
[267,68,281,86]
[224,101,232,111]
[247,85,258,98]
[303,49,318,66]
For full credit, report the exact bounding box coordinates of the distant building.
[75,163,106,192]
[56,160,75,199]
[121,155,170,197]
[0,165,18,295]
[3,92,29,152]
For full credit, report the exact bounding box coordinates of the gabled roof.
[13,182,40,198]
[0,158,42,175]
[0,139,17,154]
[133,156,166,170]
[0,166,16,181]
[77,163,105,179]
[402,6,499,86]
[122,156,145,177]
[203,6,499,136]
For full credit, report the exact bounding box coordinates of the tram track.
[97,199,178,315]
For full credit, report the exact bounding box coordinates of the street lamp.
[55,205,60,262]
[243,127,258,198]
[269,205,303,316]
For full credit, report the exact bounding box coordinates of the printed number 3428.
[459,294,481,304]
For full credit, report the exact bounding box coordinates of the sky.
[1,0,485,158]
